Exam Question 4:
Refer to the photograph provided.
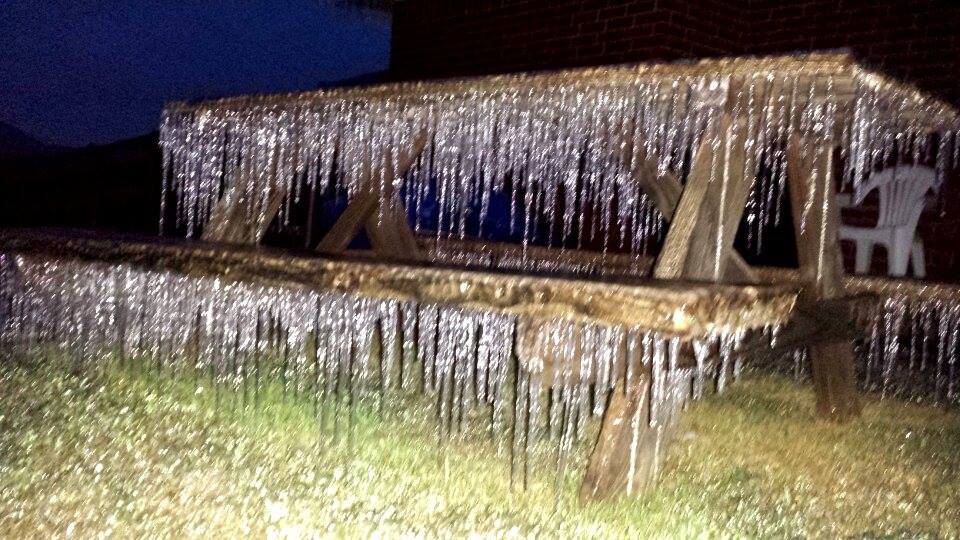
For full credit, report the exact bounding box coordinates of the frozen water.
[0,254,743,486]
[160,63,959,258]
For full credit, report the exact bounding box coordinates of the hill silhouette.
[0,130,161,233]
[0,121,64,159]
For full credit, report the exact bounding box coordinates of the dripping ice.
[1,254,756,486]
[160,68,959,261]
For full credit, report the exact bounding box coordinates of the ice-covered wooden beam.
[164,53,957,130]
[160,52,960,247]
[421,236,960,305]
[419,236,960,406]
[0,229,795,339]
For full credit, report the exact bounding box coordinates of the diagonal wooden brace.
[653,113,758,282]
[315,129,428,261]
[629,130,756,284]
[203,141,303,244]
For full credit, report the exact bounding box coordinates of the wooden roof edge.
[161,51,875,113]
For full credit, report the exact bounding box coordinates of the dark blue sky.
[0,1,391,146]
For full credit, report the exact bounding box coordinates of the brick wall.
[389,0,960,281]
[390,0,746,78]
[390,0,960,104]
[744,0,960,105]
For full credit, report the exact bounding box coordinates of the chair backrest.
[854,165,936,229]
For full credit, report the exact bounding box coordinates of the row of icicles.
[160,72,959,258]
[0,253,741,491]
[781,296,960,404]
[2,253,959,497]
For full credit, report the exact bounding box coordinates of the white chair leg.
[911,239,926,278]
[854,240,873,274]
[889,236,912,277]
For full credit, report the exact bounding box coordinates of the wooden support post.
[316,130,427,261]
[315,192,380,252]
[582,85,768,502]
[202,166,250,243]
[786,134,861,421]
[579,373,658,502]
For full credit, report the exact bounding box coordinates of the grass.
[1,350,959,538]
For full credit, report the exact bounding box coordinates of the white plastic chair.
[838,165,936,278]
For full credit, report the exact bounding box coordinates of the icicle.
[881,299,905,396]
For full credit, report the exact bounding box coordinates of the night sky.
[0,1,391,147]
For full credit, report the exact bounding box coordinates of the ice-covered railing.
[833,275,960,404]
[160,52,959,252]
[0,231,794,489]
[422,236,960,405]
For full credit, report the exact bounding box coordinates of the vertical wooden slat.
[786,134,860,421]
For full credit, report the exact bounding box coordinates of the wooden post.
[201,165,250,242]
[581,85,768,501]
[316,129,427,261]
[786,134,861,421]
[579,373,658,502]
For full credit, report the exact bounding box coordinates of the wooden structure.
[158,52,959,501]
[0,230,796,338]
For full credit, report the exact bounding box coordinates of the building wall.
[744,0,959,105]
[390,0,746,78]
[389,0,960,280]
[390,0,960,105]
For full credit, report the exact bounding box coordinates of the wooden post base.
[809,341,861,421]
[579,373,666,502]
[786,135,862,423]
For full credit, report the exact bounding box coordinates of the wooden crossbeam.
[315,129,427,261]
[736,294,876,362]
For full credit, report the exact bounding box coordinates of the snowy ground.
[1,351,958,537]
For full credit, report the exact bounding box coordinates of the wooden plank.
[316,129,427,260]
[786,134,860,421]
[653,113,758,282]
[629,132,756,283]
